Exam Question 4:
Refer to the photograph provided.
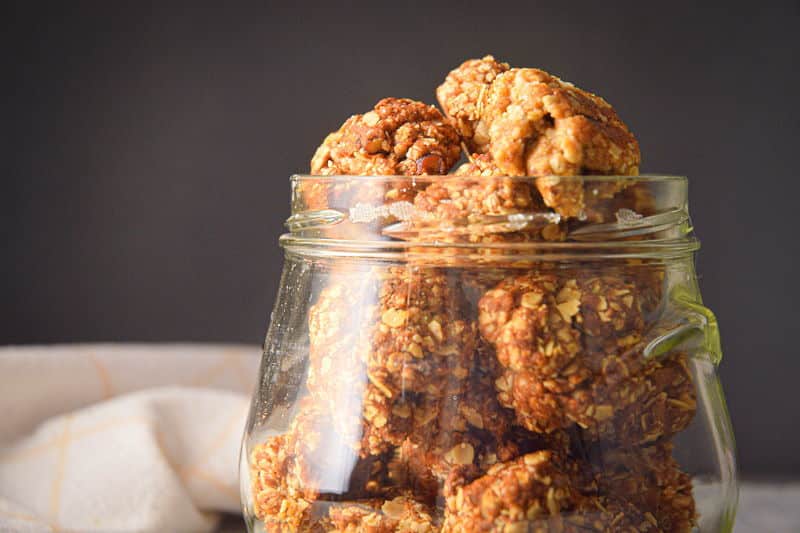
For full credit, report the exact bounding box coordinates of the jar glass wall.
[240,176,737,532]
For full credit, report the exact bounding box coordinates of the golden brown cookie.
[436,56,510,151]
[479,274,585,379]
[307,278,376,418]
[592,443,696,532]
[478,69,639,175]
[441,450,587,532]
[388,341,578,506]
[478,273,696,444]
[249,400,395,531]
[596,352,696,446]
[416,155,535,221]
[451,152,507,177]
[356,268,477,454]
[478,274,647,378]
[567,498,662,532]
[495,350,696,447]
[363,268,475,397]
[250,433,314,532]
[408,154,567,244]
[304,97,462,213]
[441,445,691,532]
[306,276,406,457]
[469,68,639,218]
[306,267,477,457]
[311,97,461,177]
[327,494,439,532]
[249,403,327,531]
[387,365,515,498]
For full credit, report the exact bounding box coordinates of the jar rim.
[292,174,687,183]
[285,174,698,261]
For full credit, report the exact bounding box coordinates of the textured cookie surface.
[436,55,510,151]
[327,494,439,532]
[478,273,696,443]
[310,97,461,177]
[438,60,640,218]
[442,450,586,532]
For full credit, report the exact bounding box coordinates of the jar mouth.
[292,174,687,184]
[284,174,697,260]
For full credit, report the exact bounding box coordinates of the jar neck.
[284,174,697,262]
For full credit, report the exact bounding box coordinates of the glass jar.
[240,175,737,532]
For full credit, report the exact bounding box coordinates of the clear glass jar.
[240,175,737,532]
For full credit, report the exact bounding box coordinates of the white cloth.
[735,482,800,533]
[0,344,261,532]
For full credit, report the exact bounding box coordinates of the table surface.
[218,481,800,532]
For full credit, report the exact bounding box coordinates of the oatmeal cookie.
[495,350,696,446]
[387,369,514,496]
[567,499,662,532]
[385,344,536,503]
[391,346,577,505]
[477,68,639,176]
[303,98,461,211]
[306,267,477,457]
[250,433,314,532]
[249,404,327,530]
[436,55,510,151]
[478,274,644,378]
[250,400,395,531]
[363,268,475,398]
[441,445,687,532]
[441,450,587,532]
[308,282,364,398]
[451,152,507,178]
[356,267,476,454]
[471,68,640,218]
[250,402,348,531]
[592,442,696,532]
[595,351,696,446]
[409,154,567,244]
[310,97,460,177]
[327,494,439,532]
[479,273,695,443]
[306,278,406,456]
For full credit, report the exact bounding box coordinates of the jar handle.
[643,285,723,365]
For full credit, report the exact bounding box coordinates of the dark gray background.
[2,1,798,477]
